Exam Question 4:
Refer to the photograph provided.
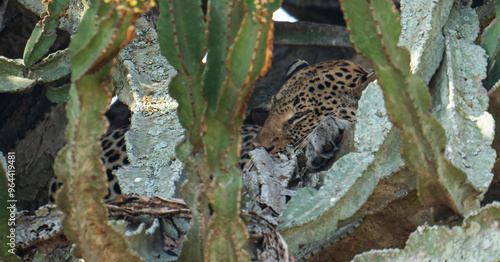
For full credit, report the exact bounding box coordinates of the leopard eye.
[287,116,298,125]
[287,110,311,125]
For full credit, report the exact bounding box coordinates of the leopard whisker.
[293,129,315,152]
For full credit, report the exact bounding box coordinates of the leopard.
[48,127,128,203]
[48,59,375,203]
[239,59,376,172]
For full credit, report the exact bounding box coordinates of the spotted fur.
[48,128,128,203]
[240,59,375,170]
[49,60,374,202]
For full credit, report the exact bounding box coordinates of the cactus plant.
[273,0,497,258]
[156,0,280,260]
[353,202,500,261]
[481,0,500,89]
[53,0,153,260]
[0,57,35,92]
[0,0,72,99]
[1,0,500,260]
[341,0,491,217]
[398,0,453,84]
[23,0,68,68]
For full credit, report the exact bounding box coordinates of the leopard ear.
[358,70,377,86]
[284,59,309,81]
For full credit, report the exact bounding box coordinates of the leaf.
[45,0,69,16]
[29,48,71,83]
[23,17,58,68]
[0,57,35,92]
[46,83,71,103]
[23,0,69,68]
[70,1,144,82]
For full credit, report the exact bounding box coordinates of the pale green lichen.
[354,81,393,153]
[398,0,453,84]
[17,0,86,35]
[112,17,183,199]
[58,0,88,34]
[431,6,495,193]
[110,219,179,261]
[353,202,500,261]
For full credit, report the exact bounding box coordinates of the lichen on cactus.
[341,0,489,217]
[398,0,454,84]
[275,0,497,258]
[353,202,500,261]
[432,6,494,194]
[480,0,500,89]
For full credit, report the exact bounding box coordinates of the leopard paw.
[305,115,351,171]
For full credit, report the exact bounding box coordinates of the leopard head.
[253,59,375,155]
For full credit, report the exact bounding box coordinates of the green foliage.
[55,69,142,261]
[0,0,497,260]
[0,0,70,98]
[0,49,70,98]
[23,0,68,68]
[23,17,58,68]
[30,49,71,85]
[157,0,281,260]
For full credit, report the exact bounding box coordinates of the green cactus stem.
[157,0,280,260]
[341,0,484,217]
[54,0,154,260]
